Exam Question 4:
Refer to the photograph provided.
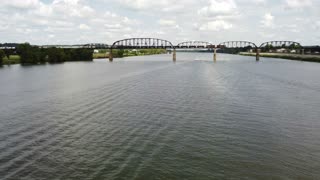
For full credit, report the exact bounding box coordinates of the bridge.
[1,39,308,62]
[176,41,215,49]
[108,38,264,62]
[108,38,308,62]
[175,41,216,61]
[259,41,303,54]
[109,38,175,60]
[218,41,260,60]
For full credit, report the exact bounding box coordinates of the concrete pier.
[109,49,113,62]
[256,48,260,61]
[301,49,305,55]
[214,48,217,62]
[173,49,176,61]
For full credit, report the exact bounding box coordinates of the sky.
[0,0,319,45]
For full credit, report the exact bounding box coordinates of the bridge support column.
[214,48,217,62]
[173,49,176,61]
[256,48,260,61]
[109,48,113,62]
[301,49,305,55]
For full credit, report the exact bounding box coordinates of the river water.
[0,53,320,179]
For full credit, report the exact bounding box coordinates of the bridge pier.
[214,48,217,62]
[256,48,260,61]
[109,49,113,62]
[173,49,176,61]
[301,49,305,55]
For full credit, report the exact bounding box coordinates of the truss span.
[218,41,258,49]
[176,41,215,49]
[259,41,302,49]
[111,38,174,49]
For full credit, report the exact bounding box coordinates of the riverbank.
[240,52,320,62]
[93,53,109,59]
[1,49,167,65]
[2,55,21,65]
[93,49,167,59]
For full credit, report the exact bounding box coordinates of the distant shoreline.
[240,52,320,63]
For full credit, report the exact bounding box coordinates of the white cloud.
[117,0,170,10]
[254,0,266,3]
[158,19,176,26]
[104,24,122,29]
[198,20,233,31]
[259,32,275,39]
[2,0,40,9]
[79,24,90,30]
[0,0,319,45]
[261,13,274,28]
[285,0,313,8]
[114,0,198,14]
[198,0,237,17]
[51,0,95,18]
[314,21,320,30]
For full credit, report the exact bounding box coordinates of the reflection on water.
[0,53,320,179]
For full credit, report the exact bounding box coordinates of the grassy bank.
[2,55,21,65]
[93,49,167,59]
[93,53,109,59]
[240,52,320,63]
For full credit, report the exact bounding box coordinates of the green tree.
[289,43,301,50]
[0,49,5,65]
[17,43,39,64]
[113,49,124,58]
[264,44,273,51]
[47,48,66,63]
[38,48,47,63]
[118,49,124,57]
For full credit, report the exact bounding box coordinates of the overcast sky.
[0,0,319,45]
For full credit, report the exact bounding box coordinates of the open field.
[93,53,109,59]
[2,55,21,65]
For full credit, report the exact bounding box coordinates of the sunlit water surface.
[0,53,320,179]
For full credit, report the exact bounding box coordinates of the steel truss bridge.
[110,38,174,49]
[218,41,258,49]
[109,38,305,62]
[176,41,215,49]
[260,41,301,48]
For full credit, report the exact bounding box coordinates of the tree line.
[0,49,5,65]
[1,43,93,65]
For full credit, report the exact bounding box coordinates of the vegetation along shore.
[1,44,167,65]
[240,52,320,63]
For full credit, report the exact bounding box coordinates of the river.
[0,53,320,179]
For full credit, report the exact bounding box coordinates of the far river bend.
[0,53,320,179]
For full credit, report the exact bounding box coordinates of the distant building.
[276,48,287,53]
